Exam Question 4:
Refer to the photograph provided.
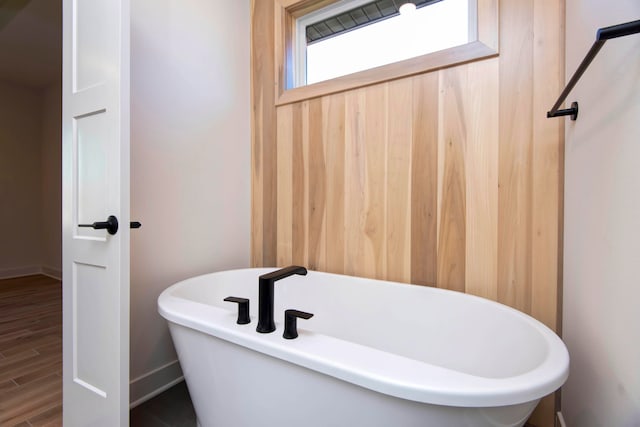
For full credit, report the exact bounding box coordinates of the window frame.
[293,0,378,88]
[274,0,498,106]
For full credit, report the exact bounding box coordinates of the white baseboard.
[129,359,184,409]
[0,265,62,281]
[557,411,567,427]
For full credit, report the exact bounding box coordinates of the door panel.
[73,0,110,92]
[62,0,130,425]
[73,262,110,394]
[76,110,109,238]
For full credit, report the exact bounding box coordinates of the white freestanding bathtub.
[158,268,569,427]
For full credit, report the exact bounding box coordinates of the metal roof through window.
[306,0,444,44]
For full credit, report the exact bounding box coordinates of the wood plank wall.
[251,1,564,425]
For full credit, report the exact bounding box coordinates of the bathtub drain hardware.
[283,309,314,339]
[223,296,251,324]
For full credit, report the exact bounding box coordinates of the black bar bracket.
[547,101,579,121]
[547,19,640,120]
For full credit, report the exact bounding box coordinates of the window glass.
[298,0,471,86]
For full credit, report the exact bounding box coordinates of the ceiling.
[0,0,61,88]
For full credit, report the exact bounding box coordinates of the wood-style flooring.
[0,275,62,427]
[0,274,200,427]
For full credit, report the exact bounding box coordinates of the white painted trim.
[557,411,567,427]
[129,359,184,408]
[130,359,180,384]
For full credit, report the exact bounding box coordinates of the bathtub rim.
[158,268,569,408]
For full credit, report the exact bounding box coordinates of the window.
[274,0,498,105]
[297,0,473,86]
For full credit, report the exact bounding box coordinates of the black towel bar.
[547,19,640,120]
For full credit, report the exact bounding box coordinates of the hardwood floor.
[0,275,62,427]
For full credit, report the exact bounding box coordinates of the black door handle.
[79,215,119,235]
[79,217,142,235]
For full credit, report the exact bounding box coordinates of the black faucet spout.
[256,266,307,333]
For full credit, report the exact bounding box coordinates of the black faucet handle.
[283,309,314,339]
[224,296,251,325]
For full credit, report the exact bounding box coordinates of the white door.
[62,0,130,425]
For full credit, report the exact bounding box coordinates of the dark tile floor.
[130,381,541,427]
[130,381,197,427]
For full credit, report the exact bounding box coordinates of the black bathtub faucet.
[256,266,307,333]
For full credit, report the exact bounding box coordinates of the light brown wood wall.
[252,1,564,425]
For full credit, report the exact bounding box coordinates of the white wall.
[562,1,640,426]
[41,83,62,278]
[0,81,43,277]
[130,0,251,404]
[0,80,62,280]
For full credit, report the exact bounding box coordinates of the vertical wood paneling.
[324,93,346,274]
[292,103,307,265]
[386,79,413,283]
[410,73,439,287]
[498,0,534,313]
[363,84,388,279]
[528,0,565,424]
[250,0,276,266]
[531,0,564,331]
[254,1,564,424]
[464,58,499,300]
[276,104,293,265]
[308,98,326,270]
[344,89,367,277]
[437,67,467,292]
